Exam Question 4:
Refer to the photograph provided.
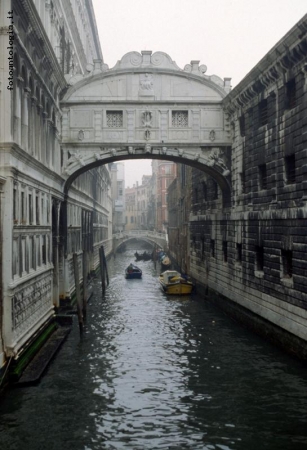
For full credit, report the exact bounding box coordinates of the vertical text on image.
[7,10,14,91]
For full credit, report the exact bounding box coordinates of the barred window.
[281,250,293,278]
[223,240,228,263]
[286,79,296,110]
[285,154,295,184]
[239,115,245,137]
[106,111,123,128]
[172,111,188,128]
[236,243,242,263]
[255,245,264,271]
[259,164,267,190]
[258,99,268,127]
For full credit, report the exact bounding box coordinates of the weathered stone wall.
[168,164,192,274]
[188,14,307,358]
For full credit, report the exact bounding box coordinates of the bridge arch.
[60,50,233,202]
[113,230,168,254]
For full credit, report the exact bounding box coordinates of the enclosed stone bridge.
[61,51,232,202]
[113,230,168,253]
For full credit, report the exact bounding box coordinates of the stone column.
[29,95,37,156]
[13,78,22,145]
[191,109,201,141]
[52,198,61,307]
[36,103,43,161]
[43,111,50,167]
[21,87,30,151]
[159,110,168,142]
[41,109,48,165]
[127,110,135,142]
[1,177,14,355]
[94,110,102,142]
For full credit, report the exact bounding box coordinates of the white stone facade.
[0,0,111,366]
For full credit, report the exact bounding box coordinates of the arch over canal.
[60,51,232,201]
[113,230,168,253]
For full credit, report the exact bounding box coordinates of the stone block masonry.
[187,14,307,359]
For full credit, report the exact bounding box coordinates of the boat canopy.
[161,270,180,283]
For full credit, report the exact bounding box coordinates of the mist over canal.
[1,242,307,450]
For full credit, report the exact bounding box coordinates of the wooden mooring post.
[82,250,87,318]
[153,244,157,269]
[99,245,109,297]
[73,252,84,334]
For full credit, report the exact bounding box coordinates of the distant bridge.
[113,230,168,253]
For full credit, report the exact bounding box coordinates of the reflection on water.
[0,244,307,450]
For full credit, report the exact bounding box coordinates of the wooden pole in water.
[153,244,157,269]
[99,246,105,296]
[73,252,83,333]
[82,250,87,318]
[102,245,109,286]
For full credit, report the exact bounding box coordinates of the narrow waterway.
[1,243,307,450]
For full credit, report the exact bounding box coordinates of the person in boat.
[127,263,134,273]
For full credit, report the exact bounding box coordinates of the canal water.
[1,243,307,450]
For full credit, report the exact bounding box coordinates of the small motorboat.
[159,270,194,295]
[125,263,142,279]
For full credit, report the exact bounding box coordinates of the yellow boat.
[159,270,194,295]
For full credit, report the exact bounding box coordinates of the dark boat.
[125,263,142,279]
[134,251,152,261]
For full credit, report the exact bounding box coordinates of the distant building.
[153,160,177,233]
[125,174,153,231]
[110,163,125,232]
[168,164,192,274]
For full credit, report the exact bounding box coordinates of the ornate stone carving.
[139,74,154,95]
[12,274,52,333]
[207,148,229,173]
[184,61,207,75]
[172,111,188,128]
[209,130,216,142]
[144,129,151,140]
[142,110,152,127]
[106,111,123,128]
[78,130,84,141]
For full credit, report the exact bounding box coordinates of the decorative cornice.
[17,0,67,92]
[1,142,65,186]
[14,31,62,115]
[63,51,231,100]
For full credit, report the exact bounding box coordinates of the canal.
[0,243,307,450]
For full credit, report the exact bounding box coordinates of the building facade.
[0,0,112,370]
[168,14,307,359]
[110,162,125,233]
[125,175,152,231]
[153,160,177,233]
[168,164,192,275]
